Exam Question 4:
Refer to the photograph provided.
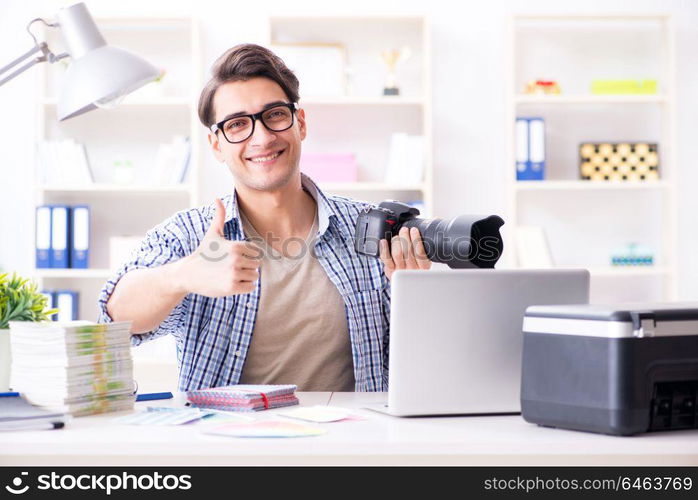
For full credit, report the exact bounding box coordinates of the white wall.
[1,0,697,297]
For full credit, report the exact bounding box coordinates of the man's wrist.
[168,255,191,297]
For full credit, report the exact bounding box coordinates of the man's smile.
[246,149,285,165]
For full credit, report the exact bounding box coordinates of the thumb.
[207,198,226,237]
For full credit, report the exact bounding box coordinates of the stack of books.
[8,321,135,416]
[186,384,299,412]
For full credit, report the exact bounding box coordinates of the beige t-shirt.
[238,206,355,392]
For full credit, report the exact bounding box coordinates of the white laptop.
[367,269,590,417]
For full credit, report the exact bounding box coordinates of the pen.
[0,392,20,397]
[37,422,65,430]
[136,392,174,402]
[1,422,65,432]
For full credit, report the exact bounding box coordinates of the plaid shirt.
[98,174,391,391]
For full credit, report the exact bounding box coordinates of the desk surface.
[1,392,697,466]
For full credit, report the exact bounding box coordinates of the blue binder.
[515,117,546,181]
[54,290,79,322]
[40,290,57,321]
[528,118,546,179]
[35,206,52,268]
[50,205,71,268]
[70,205,90,268]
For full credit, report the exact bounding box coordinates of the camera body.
[354,200,504,269]
[354,201,421,256]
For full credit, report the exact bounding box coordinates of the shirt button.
[235,350,242,357]
[246,302,253,308]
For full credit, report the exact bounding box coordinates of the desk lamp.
[0,2,159,121]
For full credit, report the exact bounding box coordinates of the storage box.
[521,303,698,436]
[590,79,657,95]
[300,153,357,183]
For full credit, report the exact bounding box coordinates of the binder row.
[40,290,79,322]
[35,205,90,269]
[515,117,546,181]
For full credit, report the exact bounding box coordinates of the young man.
[99,44,430,392]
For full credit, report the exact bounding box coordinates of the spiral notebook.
[186,384,298,412]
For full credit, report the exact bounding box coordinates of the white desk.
[1,392,697,466]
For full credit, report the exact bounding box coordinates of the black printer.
[521,303,698,436]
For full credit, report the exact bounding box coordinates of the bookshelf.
[31,17,202,322]
[268,15,433,216]
[504,14,677,303]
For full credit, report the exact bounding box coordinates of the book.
[0,394,69,431]
[187,384,299,412]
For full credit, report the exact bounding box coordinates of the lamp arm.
[0,17,69,87]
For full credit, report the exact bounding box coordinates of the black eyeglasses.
[210,102,299,144]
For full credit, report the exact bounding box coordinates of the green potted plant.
[0,272,58,391]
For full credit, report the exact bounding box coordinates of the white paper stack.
[8,321,135,416]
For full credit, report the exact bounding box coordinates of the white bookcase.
[31,17,202,323]
[268,15,433,216]
[504,14,677,303]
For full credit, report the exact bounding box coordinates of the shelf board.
[42,98,191,107]
[301,96,424,106]
[32,268,113,279]
[587,266,669,277]
[38,184,193,194]
[514,94,668,105]
[514,180,670,191]
[514,14,670,21]
[318,182,425,192]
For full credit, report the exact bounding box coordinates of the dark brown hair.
[198,43,300,128]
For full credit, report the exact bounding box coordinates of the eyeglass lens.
[222,105,294,143]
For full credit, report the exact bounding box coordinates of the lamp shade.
[57,45,160,121]
[56,3,159,121]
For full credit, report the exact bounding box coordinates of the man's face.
[208,77,306,192]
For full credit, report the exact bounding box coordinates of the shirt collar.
[219,173,351,240]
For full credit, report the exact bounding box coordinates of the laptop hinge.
[630,311,656,338]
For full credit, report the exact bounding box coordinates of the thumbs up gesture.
[176,199,262,297]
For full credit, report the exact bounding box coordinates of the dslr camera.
[354,200,504,269]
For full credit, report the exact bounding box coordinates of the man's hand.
[173,199,262,297]
[379,226,432,281]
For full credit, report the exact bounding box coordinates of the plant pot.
[0,328,10,391]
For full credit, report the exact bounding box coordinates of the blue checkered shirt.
[98,175,391,391]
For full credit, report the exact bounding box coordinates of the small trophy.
[380,46,412,96]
